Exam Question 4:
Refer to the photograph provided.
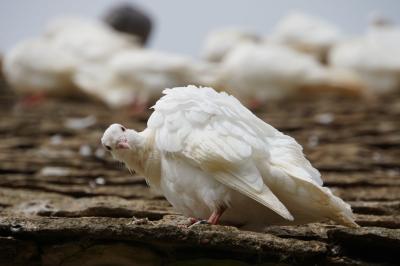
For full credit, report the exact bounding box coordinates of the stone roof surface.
[0,82,399,265]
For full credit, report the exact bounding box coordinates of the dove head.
[101,123,144,162]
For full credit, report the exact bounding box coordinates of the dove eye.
[105,145,112,151]
[120,126,126,132]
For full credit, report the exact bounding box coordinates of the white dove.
[3,16,139,103]
[329,20,400,94]
[74,49,219,109]
[44,17,140,63]
[2,37,79,96]
[270,11,342,62]
[217,43,363,106]
[201,28,260,63]
[101,85,358,231]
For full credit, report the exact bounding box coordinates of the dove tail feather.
[327,191,359,228]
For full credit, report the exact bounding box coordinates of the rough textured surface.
[0,80,399,265]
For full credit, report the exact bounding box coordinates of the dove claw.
[127,216,151,225]
[188,220,210,228]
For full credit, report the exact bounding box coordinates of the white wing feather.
[148,86,325,220]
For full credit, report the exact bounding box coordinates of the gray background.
[1,0,399,56]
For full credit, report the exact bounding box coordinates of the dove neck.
[124,128,161,189]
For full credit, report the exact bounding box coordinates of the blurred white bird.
[2,37,79,96]
[201,28,260,63]
[101,85,358,231]
[74,49,219,109]
[329,19,400,93]
[44,17,140,63]
[217,43,363,106]
[3,17,140,104]
[270,11,342,62]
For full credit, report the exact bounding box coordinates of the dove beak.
[116,140,130,149]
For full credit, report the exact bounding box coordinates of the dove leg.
[207,206,226,225]
[128,216,151,225]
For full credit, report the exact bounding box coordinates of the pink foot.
[128,99,148,116]
[189,207,227,228]
[248,98,264,110]
[18,92,47,108]
[207,207,226,225]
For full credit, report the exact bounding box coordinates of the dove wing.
[150,86,323,186]
[268,135,323,186]
[212,166,294,221]
[148,86,296,220]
